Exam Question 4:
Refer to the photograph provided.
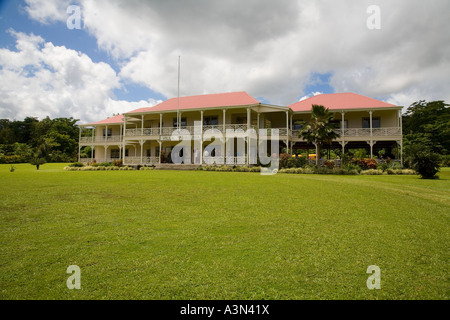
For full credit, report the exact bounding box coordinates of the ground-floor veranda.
[79,137,402,165]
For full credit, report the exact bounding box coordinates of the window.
[363,117,380,128]
[330,120,347,129]
[103,129,112,137]
[236,116,246,124]
[110,149,120,159]
[155,146,160,157]
[125,149,129,157]
[204,116,218,126]
[293,121,302,130]
[146,149,151,157]
[173,117,187,127]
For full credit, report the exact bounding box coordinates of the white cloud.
[23,0,71,24]
[0,30,157,123]
[15,0,450,114]
[299,92,323,102]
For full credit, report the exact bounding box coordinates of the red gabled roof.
[83,114,124,126]
[288,92,397,112]
[126,91,259,114]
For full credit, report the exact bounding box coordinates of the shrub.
[286,156,307,168]
[354,158,378,170]
[343,163,361,173]
[279,153,292,168]
[324,160,335,169]
[361,169,383,175]
[440,154,450,167]
[405,146,440,179]
[401,169,416,175]
[113,159,123,167]
[68,162,84,167]
[377,162,389,172]
[0,155,28,164]
[92,162,113,167]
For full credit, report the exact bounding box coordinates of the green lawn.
[1,163,449,300]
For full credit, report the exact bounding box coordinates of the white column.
[369,111,373,159]
[158,140,162,164]
[91,127,95,162]
[286,111,289,154]
[141,114,144,136]
[105,125,108,142]
[78,126,81,162]
[247,108,251,164]
[104,145,109,162]
[200,110,204,164]
[223,109,226,133]
[159,113,162,136]
[341,112,345,155]
[290,114,293,130]
[123,116,127,165]
[399,110,403,165]
[140,140,144,164]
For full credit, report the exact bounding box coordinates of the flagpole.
[177,56,180,131]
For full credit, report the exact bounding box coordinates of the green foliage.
[299,104,340,165]
[92,162,114,167]
[287,156,307,168]
[0,116,79,163]
[64,165,135,171]
[353,149,367,159]
[113,159,123,167]
[9,165,16,172]
[405,144,440,179]
[352,158,378,170]
[440,154,450,167]
[403,100,450,154]
[324,160,335,169]
[279,153,292,168]
[377,162,389,172]
[68,162,85,167]
[343,163,362,173]
[29,155,46,170]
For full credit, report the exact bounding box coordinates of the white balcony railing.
[82,126,402,144]
[336,127,401,137]
[80,135,122,143]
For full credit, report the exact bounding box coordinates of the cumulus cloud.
[14,0,450,116]
[0,30,157,123]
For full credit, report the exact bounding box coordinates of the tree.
[403,100,450,154]
[299,104,340,165]
[404,143,440,179]
[30,138,51,170]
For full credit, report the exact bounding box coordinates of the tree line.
[0,116,79,164]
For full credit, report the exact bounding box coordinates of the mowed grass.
[0,163,449,300]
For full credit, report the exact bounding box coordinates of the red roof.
[288,93,397,112]
[83,114,124,126]
[126,91,259,114]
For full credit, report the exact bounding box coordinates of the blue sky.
[0,0,166,103]
[0,0,449,123]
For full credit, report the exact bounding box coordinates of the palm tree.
[299,104,340,166]
[30,138,50,170]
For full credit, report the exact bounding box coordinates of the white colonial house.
[78,91,403,166]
